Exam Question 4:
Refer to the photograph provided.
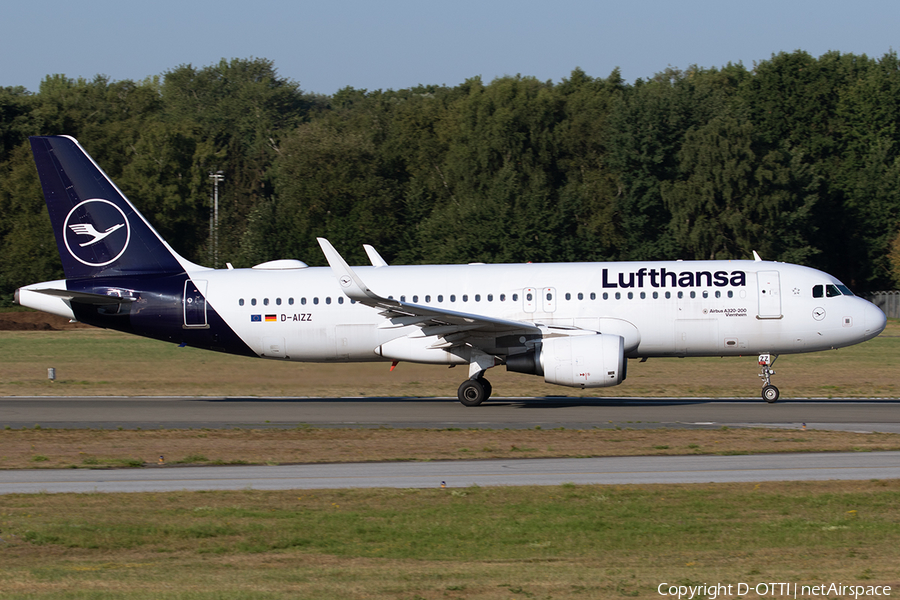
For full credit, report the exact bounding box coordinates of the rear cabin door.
[183,279,208,328]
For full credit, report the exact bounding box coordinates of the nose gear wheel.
[758,354,779,403]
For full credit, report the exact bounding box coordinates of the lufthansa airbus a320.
[16,136,887,405]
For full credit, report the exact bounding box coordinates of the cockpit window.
[837,285,854,296]
[814,283,854,298]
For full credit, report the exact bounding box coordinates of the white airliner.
[16,136,887,405]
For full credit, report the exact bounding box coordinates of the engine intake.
[506,334,626,388]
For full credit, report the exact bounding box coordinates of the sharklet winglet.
[316,238,379,303]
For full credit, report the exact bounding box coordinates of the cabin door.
[183,279,208,328]
[757,271,782,319]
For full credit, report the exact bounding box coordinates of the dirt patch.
[0,311,91,331]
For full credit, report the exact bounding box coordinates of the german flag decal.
[265,314,277,322]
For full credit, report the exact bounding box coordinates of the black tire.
[481,378,493,400]
[458,379,487,407]
[762,385,780,403]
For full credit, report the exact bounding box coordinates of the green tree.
[661,114,819,262]
[161,58,313,262]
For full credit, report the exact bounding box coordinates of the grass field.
[0,320,898,399]
[1,319,898,598]
[1,481,899,599]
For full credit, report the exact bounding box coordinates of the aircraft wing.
[317,238,541,337]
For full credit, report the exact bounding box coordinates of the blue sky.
[4,0,898,95]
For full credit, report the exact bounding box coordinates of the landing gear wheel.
[481,378,492,399]
[762,385,780,403]
[458,378,489,407]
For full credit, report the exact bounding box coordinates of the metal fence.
[867,291,900,319]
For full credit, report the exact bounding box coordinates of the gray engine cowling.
[506,334,626,388]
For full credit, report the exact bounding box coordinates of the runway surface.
[3,452,899,495]
[2,396,898,494]
[1,396,899,432]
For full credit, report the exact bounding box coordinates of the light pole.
[209,171,224,268]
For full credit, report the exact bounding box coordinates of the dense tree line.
[2,52,899,306]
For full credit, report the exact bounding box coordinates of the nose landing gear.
[758,354,779,403]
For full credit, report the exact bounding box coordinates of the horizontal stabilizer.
[32,288,135,305]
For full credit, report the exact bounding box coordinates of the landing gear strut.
[758,354,779,403]
[457,376,492,407]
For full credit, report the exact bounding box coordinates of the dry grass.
[0,319,897,399]
[2,426,899,470]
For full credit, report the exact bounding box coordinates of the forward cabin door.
[757,271,782,319]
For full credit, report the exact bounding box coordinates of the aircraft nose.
[863,300,887,341]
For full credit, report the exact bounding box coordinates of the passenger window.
[239,298,245,306]
[690,291,696,299]
[425,295,431,302]
[400,296,406,302]
[276,298,282,306]
[665,291,671,299]
[301,298,307,305]
[590,292,596,300]
[526,293,533,301]
[715,291,721,298]
[251,298,257,306]
[487,294,493,301]
[438,295,444,302]
[313,297,319,305]
[603,292,609,300]
[615,292,621,300]
[512,293,518,301]
[727,291,733,298]
[813,285,824,298]
[546,292,553,301]
[263,298,269,306]
[702,291,708,299]
[566,293,572,301]
[462,295,468,302]
[627,292,633,300]
[640,292,646,299]
[412,295,418,303]
[289,298,294,305]
[677,292,684,299]
[450,295,456,302]
[652,292,658,299]
[338,297,344,304]
[500,294,506,301]
[475,294,480,302]
[326,297,331,305]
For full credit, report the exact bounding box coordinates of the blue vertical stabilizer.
[30,136,188,279]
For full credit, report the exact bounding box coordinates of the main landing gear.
[758,354,779,403]
[457,376,492,407]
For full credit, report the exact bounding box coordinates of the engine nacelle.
[506,334,626,388]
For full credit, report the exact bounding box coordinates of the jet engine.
[506,334,626,388]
